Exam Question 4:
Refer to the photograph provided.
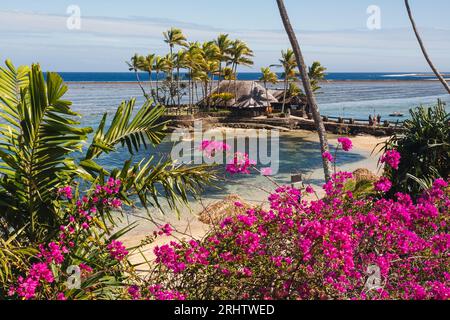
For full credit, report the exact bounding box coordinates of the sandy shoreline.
[121,130,388,265]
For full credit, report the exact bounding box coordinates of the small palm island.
[0,0,448,302]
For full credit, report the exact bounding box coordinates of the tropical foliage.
[278,49,297,113]
[274,50,327,113]
[0,61,215,245]
[308,61,327,93]
[259,67,278,111]
[129,31,254,111]
[128,27,331,118]
[4,180,131,299]
[383,100,450,197]
[1,20,448,302]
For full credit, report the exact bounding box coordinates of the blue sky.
[1,0,449,72]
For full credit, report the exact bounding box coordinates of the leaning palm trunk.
[276,0,332,181]
[405,0,450,94]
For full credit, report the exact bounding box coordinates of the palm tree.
[404,0,450,94]
[228,40,254,101]
[214,34,232,93]
[175,50,187,107]
[163,28,188,57]
[279,49,297,113]
[222,67,236,81]
[163,28,188,106]
[141,54,155,97]
[153,56,165,103]
[185,42,202,107]
[276,0,332,181]
[162,54,176,105]
[288,82,302,102]
[126,54,148,99]
[0,61,214,243]
[308,61,327,93]
[260,67,278,112]
[200,41,221,111]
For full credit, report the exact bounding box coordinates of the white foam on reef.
[382,74,421,77]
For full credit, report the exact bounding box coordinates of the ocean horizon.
[53,72,450,82]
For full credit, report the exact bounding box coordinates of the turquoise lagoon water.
[66,81,450,123]
[61,80,450,204]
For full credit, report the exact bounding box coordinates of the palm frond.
[0,59,29,129]
[84,99,167,161]
[114,158,217,216]
[0,230,36,285]
[0,62,92,240]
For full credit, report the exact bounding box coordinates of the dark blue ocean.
[57,72,449,82]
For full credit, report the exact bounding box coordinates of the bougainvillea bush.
[4,179,134,300]
[146,175,449,300]
[2,178,189,300]
[138,141,449,300]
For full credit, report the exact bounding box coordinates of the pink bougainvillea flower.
[79,263,93,273]
[305,186,314,194]
[57,186,73,199]
[56,292,67,300]
[38,242,66,265]
[322,152,334,162]
[337,137,353,152]
[200,140,230,158]
[12,262,55,299]
[374,177,393,193]
[380,150,401,170]
[226,152,255,175]
[433,178,448,189]
[158,224,173,236]
[154,244,186,273]
[234,201,243,208]
[148,285,186,300]
[261,167,273,176]
[128,285,141,300]
[107,240,128,261]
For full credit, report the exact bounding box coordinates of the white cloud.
[1,10,449,71]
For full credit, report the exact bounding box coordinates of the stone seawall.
[162,115,404,137]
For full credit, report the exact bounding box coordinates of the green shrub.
[383,100,449,197]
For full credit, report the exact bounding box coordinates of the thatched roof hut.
[198,195,250,225]
[206,81,278,109]
[269,89,306,106]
